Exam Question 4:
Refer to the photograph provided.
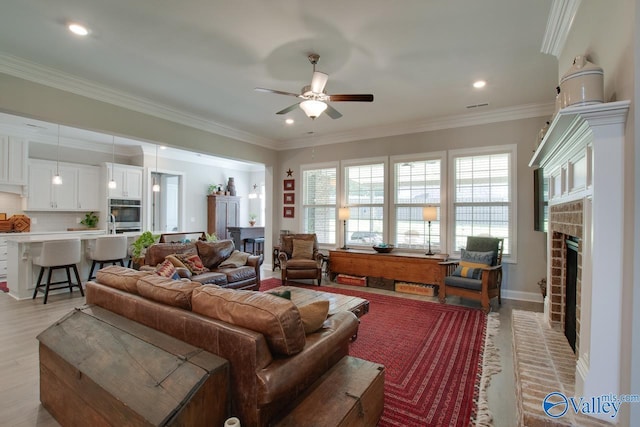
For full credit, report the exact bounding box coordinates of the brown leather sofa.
[143,239,262,290]
[86,266,359,427]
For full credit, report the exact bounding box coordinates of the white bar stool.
[32,239,83,304]
[87,235,129,280]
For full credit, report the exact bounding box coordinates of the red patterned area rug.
[0,282,8,293]
[260,278,500,427]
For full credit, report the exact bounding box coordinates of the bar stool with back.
[87,235,129,280]
[32,239,84,304]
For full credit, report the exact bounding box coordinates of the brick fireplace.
[548,201,583,354]
[530,101,629,419]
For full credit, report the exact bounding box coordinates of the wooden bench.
[276,356,385,427]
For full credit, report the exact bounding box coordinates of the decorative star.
[286,168,293,177]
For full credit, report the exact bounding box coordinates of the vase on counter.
[227,177,236,196]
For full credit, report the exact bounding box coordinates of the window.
[394,158,442,250]
[302,166,337,244]
[451,147,515,256]
[344,161,385,246]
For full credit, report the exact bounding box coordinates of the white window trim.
[390,151,447,253]
[341,156,388,245]
[300,161,339,248]
[447,144,518,262]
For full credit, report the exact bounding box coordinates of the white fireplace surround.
[530,100,630,414]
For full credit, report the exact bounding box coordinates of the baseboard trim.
[502,289,544,303]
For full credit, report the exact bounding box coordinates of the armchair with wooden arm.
[439,236,503,313]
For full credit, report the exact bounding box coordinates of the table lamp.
[338,208,350,250]
[422,206,437,255]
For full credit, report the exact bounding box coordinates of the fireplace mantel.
[529,100,629,419]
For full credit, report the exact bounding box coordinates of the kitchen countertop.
[1,230,142,243]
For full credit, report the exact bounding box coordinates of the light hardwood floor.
[0,269,542,426]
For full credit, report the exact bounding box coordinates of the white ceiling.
[0,0,558,151]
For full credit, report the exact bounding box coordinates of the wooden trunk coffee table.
[269,285,369,318]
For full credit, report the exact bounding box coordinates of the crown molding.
[277,102,555,150]
[540,0,582,57]
[0,53,275,148]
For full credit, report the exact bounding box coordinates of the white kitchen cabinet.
[27,159,100,211]
[77,165,101,210]
[109,165,143,199]
[0,135,28,185]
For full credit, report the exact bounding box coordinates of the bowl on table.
[372,245,394,253]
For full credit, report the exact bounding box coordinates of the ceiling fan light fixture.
[300,99,327,119]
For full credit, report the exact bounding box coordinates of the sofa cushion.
[196,240,235,269]
[189,271,228,285]
[175,253,209,274]
[136,274,201,310]
[191,286,306,356]
[219,250,250,268]
[218,265,256,283]
[286,259,319,270]
[95,265,152,294]
[155,259,180,280]
[298,300,330,334]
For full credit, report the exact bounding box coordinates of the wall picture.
[284,179,295,191]
[284,193,295,204]
[283,206,295,218]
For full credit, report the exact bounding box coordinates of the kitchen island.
[4,231,140,300]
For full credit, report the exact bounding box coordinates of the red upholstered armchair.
[278,234,323,285]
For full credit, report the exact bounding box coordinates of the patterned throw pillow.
[452,249,494,279]
[155,259,180,280]
[175,253,210,274]
[165,254,188,269]
[292,239,314,259]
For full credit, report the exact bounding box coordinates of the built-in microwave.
[109,199,141,233]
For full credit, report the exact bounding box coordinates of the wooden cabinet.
[0,135,28,185]
[27,159,100,211]
[108,164,143,199]
[329,249,448,286]
[207,195,240,240]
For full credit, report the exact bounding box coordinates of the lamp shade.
[338,207,350,221]
[300,99,328,119]
[422,206,437,221]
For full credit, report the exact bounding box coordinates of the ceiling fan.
[255,53,374,120]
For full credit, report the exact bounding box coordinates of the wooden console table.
[329,249,448,286]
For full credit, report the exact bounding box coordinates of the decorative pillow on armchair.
[292,239,314,259]
[452,249,494,279]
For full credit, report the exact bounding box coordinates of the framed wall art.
[284,179,295,191]
[283,206,295,218]
[284,193,295,204]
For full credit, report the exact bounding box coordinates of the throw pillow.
[452,249,494,279]
[269,290,292,300]
[292,239,314,260]
[155,259,180,280]
[297,300,330,334]
[165,254,188,270]
[219,250,250,268]
[175,253,210,274]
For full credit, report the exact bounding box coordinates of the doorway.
[151,172,181,232]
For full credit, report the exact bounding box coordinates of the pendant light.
[52,124,62,185]
[108,136,117,189]
[152,144,160,192]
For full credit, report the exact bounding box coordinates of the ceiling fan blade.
[310,72,329,94]
[327,94,374,102]
[255,87,301,98]
[324,104,343,119]
[276,103,300,115]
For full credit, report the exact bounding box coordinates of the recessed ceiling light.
[285,118,294,125]
[160,146,167,150]
[68,23,89,36]
[473,80,486,89]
